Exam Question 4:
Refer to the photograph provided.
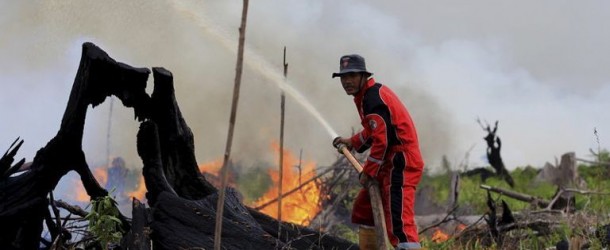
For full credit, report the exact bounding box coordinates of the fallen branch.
[576,157,610,166]
[480,184,549,208]
[55,200,88,218]
[418,205,460,234]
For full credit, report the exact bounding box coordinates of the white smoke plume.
[1,0,609,177]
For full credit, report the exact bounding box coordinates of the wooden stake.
[277,46,288,242]
[106,97,114,167]
[339,146,390,249]
[214,1,249,249]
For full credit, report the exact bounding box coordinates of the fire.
[72,158,225,202]
[66,146,323,228]
[73,166,110,202]
[199,159,223,175]
[252,143,321,226]
[430,224,467,243]
[126,159,225,201]
[432,227,450,243]
[127,176,147,201]
[74,181,89,202]
[93,167,108,186]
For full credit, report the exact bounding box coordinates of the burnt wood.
[137,69,356,249]
[464,120,514,188]
[0,42,148,249]
[1,42,356,250]
[121,199,151,250]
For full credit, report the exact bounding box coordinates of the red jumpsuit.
[349,78,424,246]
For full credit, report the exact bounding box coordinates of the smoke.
[1,0,609,177]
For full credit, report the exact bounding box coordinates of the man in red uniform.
[332,54,424,250]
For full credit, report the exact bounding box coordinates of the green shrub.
[85,195,124,250]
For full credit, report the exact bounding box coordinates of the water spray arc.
[170,1,338,139]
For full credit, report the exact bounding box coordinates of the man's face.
[340,72,364,96]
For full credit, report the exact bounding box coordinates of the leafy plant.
[85,195,124,250]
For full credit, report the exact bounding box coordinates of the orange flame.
[73,180,89,202]
[127,176,147,201]
[93,167,108,186]
[199,159,223,175]
[252,143,321,226]
[66,145,323,228]
[73,167,110,202]
[432,227,450,243]
[122,159,225,201]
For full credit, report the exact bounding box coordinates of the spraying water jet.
[170,1,338,139]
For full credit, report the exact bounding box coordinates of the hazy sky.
[1,0,609,174]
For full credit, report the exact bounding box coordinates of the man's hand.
[359,172,371,186]
[332,137,352,152]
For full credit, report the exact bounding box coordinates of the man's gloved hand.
[332,137,352,153]
[359,172,372,187]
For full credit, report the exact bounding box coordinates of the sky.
[1,0,609,175]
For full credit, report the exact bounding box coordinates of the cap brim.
[332,70,373,78]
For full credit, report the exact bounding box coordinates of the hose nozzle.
[332,137,347,152]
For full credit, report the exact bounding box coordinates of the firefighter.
[332,54,424,250]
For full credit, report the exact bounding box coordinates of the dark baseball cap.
[332,54,373,78]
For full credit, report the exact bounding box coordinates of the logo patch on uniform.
[369,119,377,130]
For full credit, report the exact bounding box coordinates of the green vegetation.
[417,155,610,249]
[85,195,124,250]
[236,164,273,203]
[333,223,359,243]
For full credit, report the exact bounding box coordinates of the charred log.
[138,120,278,249]
[121,199,151,250]
[137,83,356,249]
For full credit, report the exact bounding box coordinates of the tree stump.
[0,42,356,250]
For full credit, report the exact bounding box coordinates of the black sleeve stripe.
[362,84,384,115]
[356,137,373,153]
[362,84,400,146]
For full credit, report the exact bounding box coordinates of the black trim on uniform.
[362,83,400,147]
[356,136,373,153]
[390,152,408,242]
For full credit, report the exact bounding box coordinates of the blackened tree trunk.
[138,67,356,249]
[0,43,357,250]
[464,120,514,188]
[0,42,150,250]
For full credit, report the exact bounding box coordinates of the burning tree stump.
[138,67,356,249]
[0,42,356,250]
